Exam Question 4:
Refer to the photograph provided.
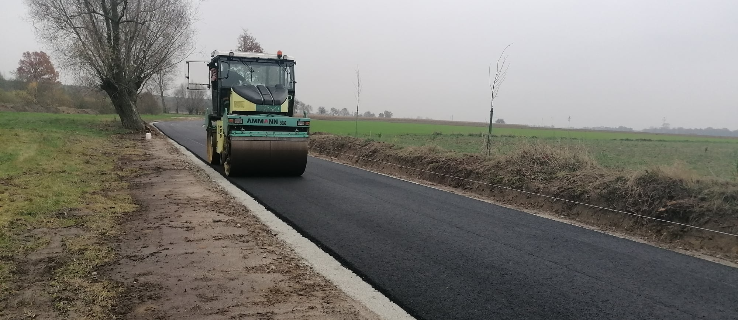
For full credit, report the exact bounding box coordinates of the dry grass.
[0,113,142,319]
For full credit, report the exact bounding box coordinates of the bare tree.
[137,90,160,114]
[293,99,313,115]
[486,43,512,155]
[184,88,205,114]
[339,108,350,117]
[302,103,313,115]
[172,83,205,114]
[237,29,264,53]
[147,67,174,113]
[26,0,195,130]
[293,99,303,115]
[317,106,326,115]
[173,84,187,114]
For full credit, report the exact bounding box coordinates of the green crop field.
[310,119,738,181]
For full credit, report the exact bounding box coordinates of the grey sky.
[1,0,736,130]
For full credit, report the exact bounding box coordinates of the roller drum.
[228,137,308,176]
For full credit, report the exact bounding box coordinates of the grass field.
[0,112,142,317]
[311,119,738,181]
[0,111,195,131]
[311,119,736,142]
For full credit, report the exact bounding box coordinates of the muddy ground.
[105,135,381,319]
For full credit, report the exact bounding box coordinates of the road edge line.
[161,134,416,320]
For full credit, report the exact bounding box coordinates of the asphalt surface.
[155,120,737,320]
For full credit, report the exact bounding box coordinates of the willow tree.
[26,0,194,130]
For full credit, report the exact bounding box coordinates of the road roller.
[195,50,310,176]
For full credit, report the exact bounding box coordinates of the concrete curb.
[158,130,415,320]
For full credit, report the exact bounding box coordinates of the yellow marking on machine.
[280,99,289,112]
[216,120,224,153]
[230,89,289,112]
[230,90,257,112]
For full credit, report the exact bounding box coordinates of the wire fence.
[311,147,738,237]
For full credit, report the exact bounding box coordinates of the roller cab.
[194,49,310,176]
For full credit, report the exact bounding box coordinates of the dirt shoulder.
[107,133,381,319]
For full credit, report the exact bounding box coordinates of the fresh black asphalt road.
[155,120,737,320]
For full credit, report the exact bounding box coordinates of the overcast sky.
[1,0,736,130]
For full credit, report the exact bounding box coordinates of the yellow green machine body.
[203,50,310,176]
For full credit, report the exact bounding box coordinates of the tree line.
[0,51,116,113]
[641,126,738,137]
[582,125,737,137]
[0,51,206,115]
[25,0,193,130]
[293,99,393,118]
[13,1,392,130]
[3,31,356,118]
[236,31,393,119]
